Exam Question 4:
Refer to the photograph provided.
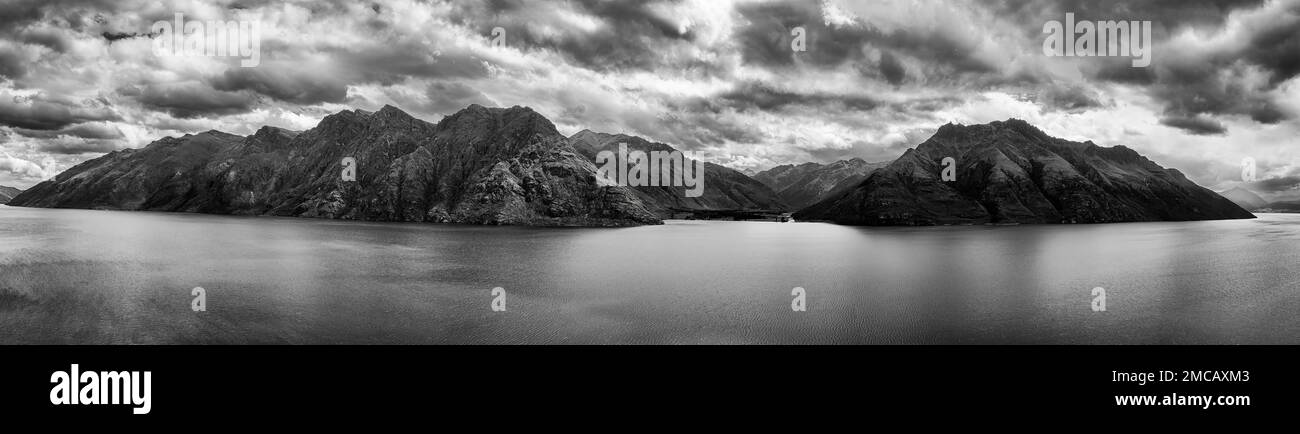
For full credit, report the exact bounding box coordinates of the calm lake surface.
[1,204,1298,344]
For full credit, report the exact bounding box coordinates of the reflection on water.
[1,205,1298,344]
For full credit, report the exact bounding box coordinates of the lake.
[1,205,1298,344]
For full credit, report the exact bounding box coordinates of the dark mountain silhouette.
[796,119,1255,225]
[9,105,661,226]
[568,130,787,216]
[753,158,888,210]
[1257,201,1300,212]
[0,185,21,204]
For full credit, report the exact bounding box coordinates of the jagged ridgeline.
[568,130,787,217]
[9,105,662,226]
[752,158,889,210]
[11,111,1252,227]
[795,119,1254,225]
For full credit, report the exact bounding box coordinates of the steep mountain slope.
[10,105,661,226]
[10,130,245,210]
[568,130,787,216]
[0,185,22,204]
[796,119,1254,225]
[753,158,888,210]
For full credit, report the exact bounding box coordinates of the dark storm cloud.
[0,0,152,81]
[870,27,1004,79]
[424,81,495,114]
[718,82,878,112]
[447,0,696,71]
[878,51,906,86]
[1150,59,1288,128]
[733,1,823,67]
[14,122,124,140]
[1249,176,1300,193]
[673,113,766,146]
[129,83,257,118]
[998,0,1300,125]
[1091,59,1157,84]
[992,0,1266,30]
[1238,12,1300,86]
[1036,84,1106,112]
[606,99,768,149]
[212,64,348,105]
[734,0,1001,81]
[0,46,25,79]
[192,3,489,106]
[0,95,119,130]
[17,28,73,52]
[1159,115,1227,135]
[888,96,964,114]
[0,4,43,30]
[568,0,689,39]
[37,137,120,154]
[0,0,130,32]
[642,115,761,150]
[329,42,490,85]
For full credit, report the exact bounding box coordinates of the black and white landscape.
[1,0,1299,344]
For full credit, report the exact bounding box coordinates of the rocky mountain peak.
[753,157,887,210]
[246,126,299,151]
[374,104,416,122]
[570,129,601,138]
[570,128,614,143]
[437,104,559,141]
[797,119,1253,225]
[251,125,298,140]
[7,103,662,227]
[932,118,1050,144]
[316,108,372,132]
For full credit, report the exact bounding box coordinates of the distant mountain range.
[568,130,786,217]
[1218,187,1300,213]
[9,108,1252,226]
[753,158,888,210]
[1259,201,1300,212]
[1219,187,1268,210]
[9,105,660,226]
[0,185,21,204]
[796,119,1254,225]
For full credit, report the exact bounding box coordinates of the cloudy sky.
[0,0,1297,200]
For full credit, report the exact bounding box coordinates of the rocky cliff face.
[10,105,661,226]
[795,119,1255,225]
[568,130,787,216]
[753,158,888,210]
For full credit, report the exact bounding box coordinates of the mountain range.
[0,185,21,204]
[796,119,1254,225]
[1259,201,1300,212]
[1218,187,1300,213]
[9,105,660,226]
[9,107,1253,226]
[752,158,888,210]
[568,130,786,217]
